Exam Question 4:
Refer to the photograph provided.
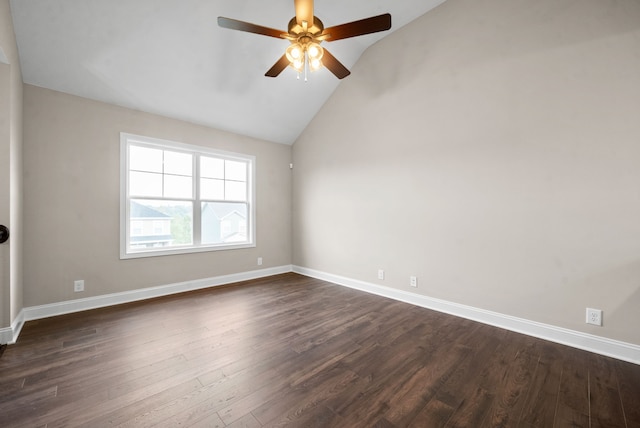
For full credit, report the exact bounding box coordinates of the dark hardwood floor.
[1,273,638,427]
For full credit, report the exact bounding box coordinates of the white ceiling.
[10,0,444,145]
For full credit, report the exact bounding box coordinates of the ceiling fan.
[218,0,392,79]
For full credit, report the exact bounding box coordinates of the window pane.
[122,133,254,258]
[164,174,192,199]
[225,160,247,182]
[200,178,224,200]
[164,151,192,176]
[201,156,224,179]
[130,171,162,197]
[225,181,247,201]
[201,202,248,245]
[130,146,162,173]
[129,199,193,249]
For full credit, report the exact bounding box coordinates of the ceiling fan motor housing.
[287,16,324,37]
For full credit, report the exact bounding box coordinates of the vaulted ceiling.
[10,0,444,144]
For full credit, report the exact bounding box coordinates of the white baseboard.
[20,264,292,326]
[293,265,640,365]
[5,264,639,365]
[0,310,25,345]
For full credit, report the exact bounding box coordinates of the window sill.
[120,242,256,259]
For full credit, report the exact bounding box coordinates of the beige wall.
[292,0,640,345]
[0,0,23,330]
[23,85,291,307]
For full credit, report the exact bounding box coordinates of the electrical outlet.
[74,280,85,292]
[257,257,263,266]
[586,308,602,326]
[378,269,384,280]
[410,276,417,287]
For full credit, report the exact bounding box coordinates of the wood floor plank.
[217,378,291,425]
[616,359,640,427]
[50,378,203,428]
[1,272,638,428]
[267,405,346,428]
[382,320,475,427]
[225,412,262,428]
[478,343,539,427]
[252,366,359,426]
[444,386,495,427]
[588,353,627,428]
[554,402,590,427]
[328,346,425,423]
[517,345,565,427]
[555,344,591,425]
[0,384,59,419]
[123,366,265,428]
[183,412,225,428]
[409,398,456,427]
[424,325,505,410]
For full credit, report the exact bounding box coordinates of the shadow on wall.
[530,257,640,344]
[356,0,640,96]
[591,259,640,344]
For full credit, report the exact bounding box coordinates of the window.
[120,133,255,258]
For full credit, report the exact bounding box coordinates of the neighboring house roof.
[221,211,245,221]
[203,203,246,220]
[131,201,172,219]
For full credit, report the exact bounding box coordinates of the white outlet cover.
[586,308,602,326]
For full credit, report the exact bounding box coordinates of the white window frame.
[120,132,256,259]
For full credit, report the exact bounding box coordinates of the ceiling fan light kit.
[285,35,324,77]
[218,0,392,80]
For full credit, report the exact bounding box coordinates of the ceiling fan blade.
[323,13,391,41]
[321,48,350,79]
[218,17,285,39]
[265,54,290,78]
[294,0,314,27]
